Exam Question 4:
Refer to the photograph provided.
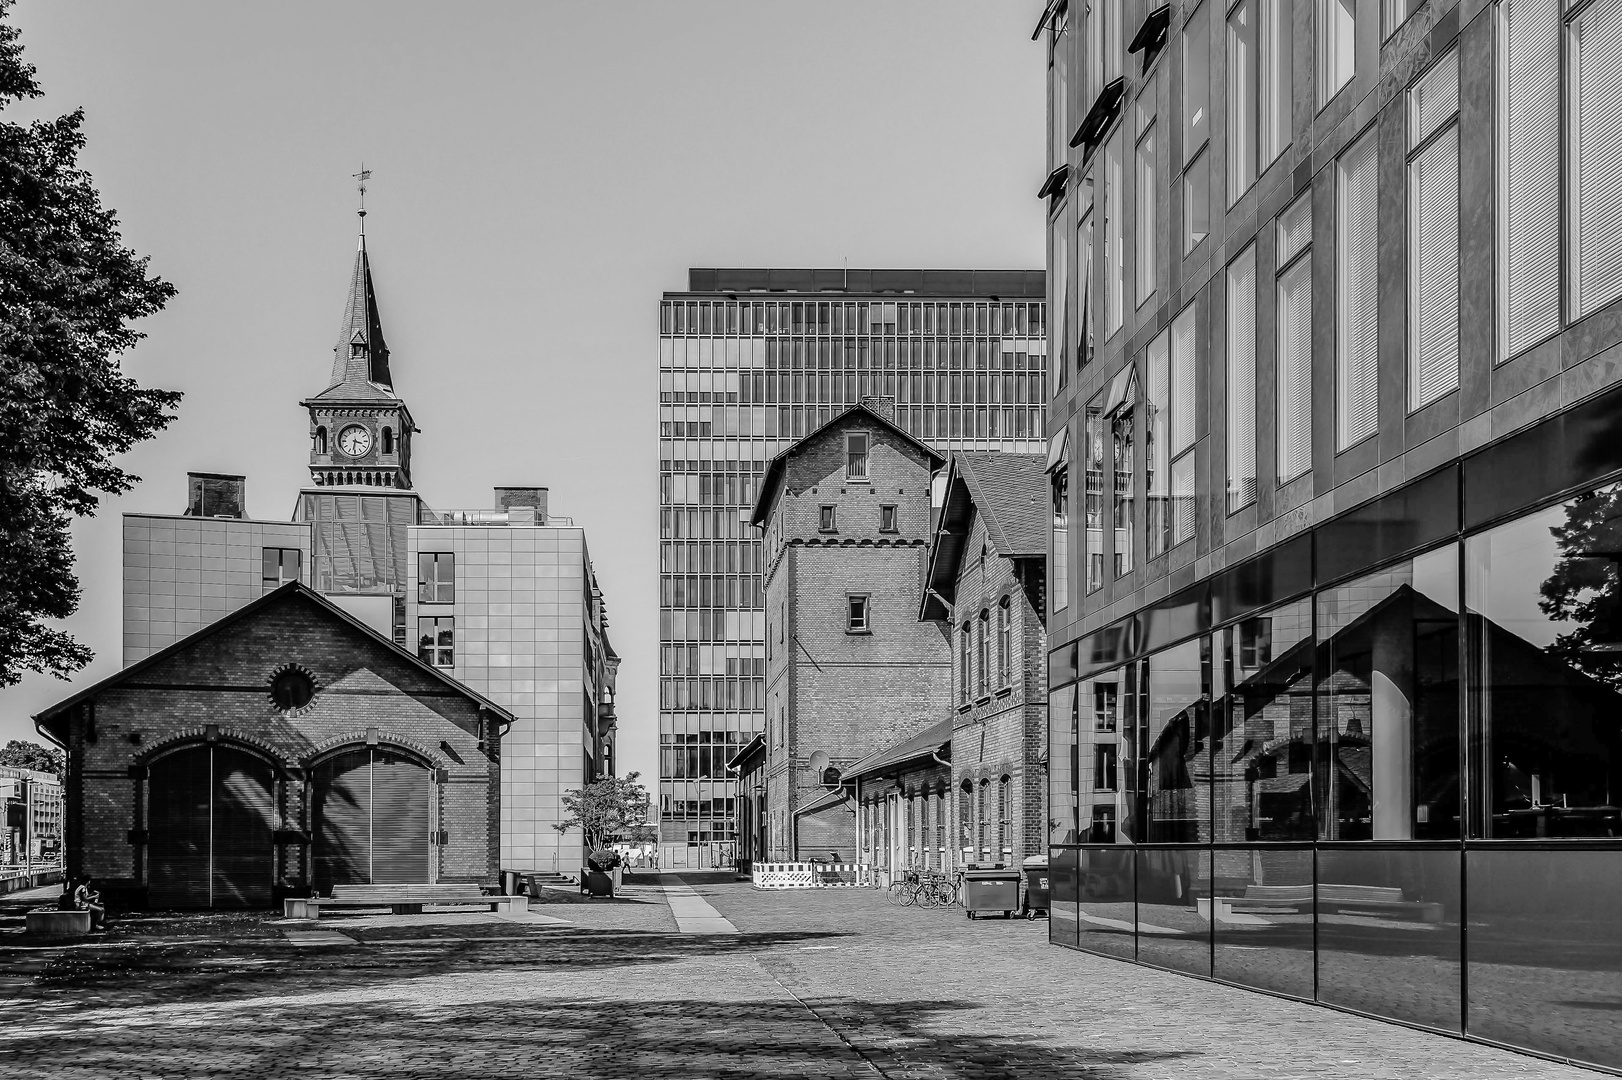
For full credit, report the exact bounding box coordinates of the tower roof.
[319,233,394,398]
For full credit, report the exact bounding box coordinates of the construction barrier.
[752,863,870,889]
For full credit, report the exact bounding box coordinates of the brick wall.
[759,413,951,860]
[50,588,502,907]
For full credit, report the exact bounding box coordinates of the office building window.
[1053,214,1070,390]
[1319,0,1356,106]
[880,504,898,533]
[1410,50,1461,411]
[1147,330,1171,558]
[261,548,301,592]
[959,622,971,705]
[819,505,837,532]
[1085,395,1106,593]
[1078,208,1095,370]
[1227,244,1258,513]
[417,617,454,668]
[1184,149,1211,254]
[1169,305,1197,545]
[1499,0,1561,357]
[998,598,1012,687]
[1088,0,1125,103]
[846,432,869,480]
[1106,131,1126,336]
[1107,364,1137,578]
[1184,2,1210,163]
[1049,1,1070,172]
[1277,195,1313,482]
[847,595,870,634]
[1569,0,1622,320]
[1136,120,1157,308]
[1338,130,1380,449]
[1384,0,1421,36]
[978,610,991,697]
[417,552,455,604]
[1228,0,1292,198]
[1052,443,1070,613]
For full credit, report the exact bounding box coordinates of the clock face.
[337,425,373,457]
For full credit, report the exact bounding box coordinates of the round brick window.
[269,668,315,712]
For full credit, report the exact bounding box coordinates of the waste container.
[962,867,1021,919]
[1021,855,1050,920]
[501,870,521,896]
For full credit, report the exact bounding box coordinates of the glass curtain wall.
[1050,482,1622,1068]
[659,294,1046,859]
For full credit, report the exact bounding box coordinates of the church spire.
[327,166,392,392]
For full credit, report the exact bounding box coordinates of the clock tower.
[300,228,416,490]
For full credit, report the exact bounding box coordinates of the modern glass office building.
[658,268,1046,865]
[1039,0,1622,1068]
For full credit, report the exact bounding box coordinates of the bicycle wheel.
[886,880,909,905]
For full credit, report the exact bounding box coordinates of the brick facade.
[36,584,507,908]
[756,404,950,861]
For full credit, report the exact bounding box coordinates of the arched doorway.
[147,745,275,909]
[311,747,433,890]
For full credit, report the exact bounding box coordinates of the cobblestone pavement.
[0,876,1602,1079]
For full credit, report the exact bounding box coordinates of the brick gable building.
[750,399,948,861]
[35,582,509,909]
[921,452,1048,868]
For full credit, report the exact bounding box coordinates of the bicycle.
[887,868,958,907]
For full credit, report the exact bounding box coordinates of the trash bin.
[1021,855,1050,920]
[962,867,1021,919]
[501,870,521,896]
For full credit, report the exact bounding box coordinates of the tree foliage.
[1539,487,1622,691]
[554,772,652,852]
[0,0,180,686]
[0,738,61,781]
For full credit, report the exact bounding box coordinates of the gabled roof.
[304,235,396,405]
[749,402,945,528]
[843,717,953,783]
[921,452,1048,620]
[33,582,514,741]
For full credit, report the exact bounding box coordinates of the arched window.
[998,775,1012,857]
[382,427,394,454]
[315,427,328,455]
[977,610,991,697]
[977,779,990,860]
[997,597,1012,687]
[958,779,973,853]
[959,622,971,704]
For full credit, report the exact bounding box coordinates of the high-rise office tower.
[657,268,1046,866]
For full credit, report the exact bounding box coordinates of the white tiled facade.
[121,513,312,663]
[406,520,608,873]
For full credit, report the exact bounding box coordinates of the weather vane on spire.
[352,164,372,233]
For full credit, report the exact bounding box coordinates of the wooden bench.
[1230,883,1444,922]
[283,884,528,919]
[26,909,91,937]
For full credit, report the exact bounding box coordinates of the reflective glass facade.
[658,269,1046,862]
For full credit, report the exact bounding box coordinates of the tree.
[1539,487,1622,692]
[0,0,180,687]
[555,772,652,852]
[0,739,61,781]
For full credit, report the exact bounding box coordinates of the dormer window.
[350,341,366,357]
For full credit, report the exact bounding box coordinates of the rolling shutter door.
[313,750,371,891]
[370,750,431,884]
[211,750,274,909]
[148,747,211,909]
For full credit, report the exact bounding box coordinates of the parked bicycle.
[886,867,958,908]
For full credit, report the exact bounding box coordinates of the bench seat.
[1229,883,1443,922]
[27,909,91,937]
[284,891,527,919]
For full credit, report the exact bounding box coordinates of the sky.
[0,0,1048,789]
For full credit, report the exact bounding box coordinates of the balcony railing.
[417,508,573,527]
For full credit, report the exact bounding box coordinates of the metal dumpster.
[1021,855,1050,920]
[963,867,1021,919]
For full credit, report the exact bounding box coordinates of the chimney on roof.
[859,395,896,422]
[185,473,246,519]
[495,487,548,522]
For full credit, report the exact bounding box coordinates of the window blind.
[1137,126,1157,307]
[1107,133,1125,335]
[1572,0,1622,319]
[1338,133,1380,448]
[1277,257,1313,481]
[1410,127,1460,410]
[1228,0,1258,195]
[1227,245,1258,513]
[1170,304,1197,455]
[1501,0,1561,355]
[1277,194,1311,264]
[1147,329,1171,558]
[1260,0,1291,167]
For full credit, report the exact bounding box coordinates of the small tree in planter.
[555,772,652,871]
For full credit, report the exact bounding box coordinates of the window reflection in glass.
[1213,599,1315,842]
[1314,547,1460,841]
[1079,674,1126,841]
[1466,486,1622,838]
[1143,638,1211,841]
